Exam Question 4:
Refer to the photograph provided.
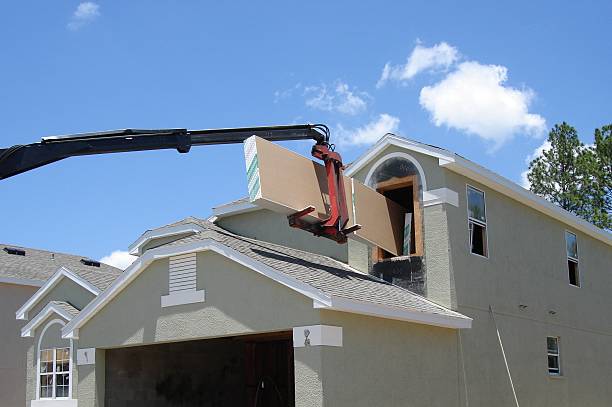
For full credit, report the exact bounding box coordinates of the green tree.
[526,122,611,230]
[586,125,612,229]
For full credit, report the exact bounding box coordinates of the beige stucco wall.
[217,209,348,262]
[318,311,459,407]
[444,172,612,406]
[76,251,324,407]
[348,142,612,405]
[0,283,37,407]
[74,249,467,407]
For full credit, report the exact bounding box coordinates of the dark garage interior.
[105,332,295,407]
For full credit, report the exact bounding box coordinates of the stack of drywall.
[244,136,406,256]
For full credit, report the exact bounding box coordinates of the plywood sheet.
[244,136,406,255]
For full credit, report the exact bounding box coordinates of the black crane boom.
[0,124,329,180]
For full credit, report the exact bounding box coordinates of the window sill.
[161,290,205,308]
[32,399,77,407]
[548,374,564,380]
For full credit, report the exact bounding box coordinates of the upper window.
[547,337,561,376]
[39,347,70,399]
[565,231,579,287]
[467,186,488,257]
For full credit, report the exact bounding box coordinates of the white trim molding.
[313,296,472,329]
[344,133,453,178]
[293,325,343,348]
[31,399,78,407]
[423,188,459,207]
[22,303,75,338]
[363,151,428,192]
[161,290,206,308]
[63,239,471,339]
[128,223,204,256]
[0,276,44,287]
[35,319,74,402]
[211,200,259,219]
[76,348,95,366]
[344,133,611,246]
[16,267,99,321]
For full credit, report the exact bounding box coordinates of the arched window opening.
[37,320,72,400]
[367,156,424,259]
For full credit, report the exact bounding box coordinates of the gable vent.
[4,247,25,256]
[169,253,197,294]
[81,259,101,267]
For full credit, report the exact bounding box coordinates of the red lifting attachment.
[288,143,361,244]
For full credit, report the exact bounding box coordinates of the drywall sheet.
[244,136,406,255]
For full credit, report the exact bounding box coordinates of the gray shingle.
[0,244,122,290]
[156,218,465,320]
[49,301,81,318]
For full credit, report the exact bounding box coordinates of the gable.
[76,251,319,348]
[16,268,98,320]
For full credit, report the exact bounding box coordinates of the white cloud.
[377,42,459,87]
[100,250,136,270]
[520,140,551,188]
[68,2,100,30]
[419,61,546,149]
[304,81,368,115]
[336,114,400,146]
[274,83,302,103]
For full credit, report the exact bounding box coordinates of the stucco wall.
[217,209,348,262]
[318,311,460,407]
[76,251,324,407]
[0,283,37,407]
[444,171,612,406]
[348,141,612,405]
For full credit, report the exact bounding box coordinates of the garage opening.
[105,332,294,407]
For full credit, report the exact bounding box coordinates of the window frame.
[466,184,489,259]
[565,230,580,287]
[374,174,424,259]
[546,336,562,376]
[36,319,73,401]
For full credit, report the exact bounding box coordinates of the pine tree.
[526,122,611,230]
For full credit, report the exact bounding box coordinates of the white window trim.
[547,336,561,376]
[36,319,73,401]
[363,151,428,192]
[565,230,580,287]
[466,184,489,259]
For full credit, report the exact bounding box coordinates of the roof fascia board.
[344,134,610,245]
[63,236,470,338]
[0,276,44,287]
[15,267,100,320]
[440,157,612,246]
[128,223,204,256]
[314,296,472,329]
[212,201,260,219]
[21,303,73,337]
[62,239,332,339]
[344,134,455,178]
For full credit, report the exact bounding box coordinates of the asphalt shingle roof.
[157,218,465,320]
[0,244,122,290]
[49,301,81,318]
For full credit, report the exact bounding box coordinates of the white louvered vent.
[169,253,197,294]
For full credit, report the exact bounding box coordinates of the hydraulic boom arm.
[0,123,358,243]
[0,124,328,180]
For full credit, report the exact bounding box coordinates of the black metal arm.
[0,124,329,180]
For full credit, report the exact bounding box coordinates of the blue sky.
[1,1,611,268]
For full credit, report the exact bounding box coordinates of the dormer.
[128,220,204,256]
